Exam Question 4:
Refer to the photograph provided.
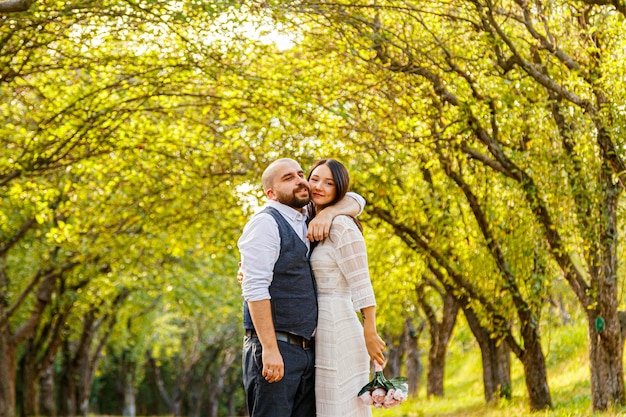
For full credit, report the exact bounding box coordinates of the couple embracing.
[238,158,385,417]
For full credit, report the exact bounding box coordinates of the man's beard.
[276,186,311,209]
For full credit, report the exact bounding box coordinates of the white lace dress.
[310,215,376,417]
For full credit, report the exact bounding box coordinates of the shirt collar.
[267,200,308,222]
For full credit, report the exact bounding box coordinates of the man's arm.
[239,213,278,301]
[307,192,365,241]
[247,300,284,383]
[238,213,284,383]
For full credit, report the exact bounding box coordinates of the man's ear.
[266,189,277,201]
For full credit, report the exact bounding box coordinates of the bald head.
[262,158,300,192]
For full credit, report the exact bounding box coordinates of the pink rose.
[371,388,387,404]
[359,391,374,405]
[394,388,407,401]
[383,397,401,408]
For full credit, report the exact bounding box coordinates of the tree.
[0,2,270,415]
[268,0,626,410]
[416,280,459,397]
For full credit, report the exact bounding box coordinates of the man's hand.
[248,299,283,383]
[237,262,243,285]
[261,347,285,383]
[307,209,333,241]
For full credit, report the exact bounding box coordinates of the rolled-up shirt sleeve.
[238,213,280,302]
[346,191,366,216]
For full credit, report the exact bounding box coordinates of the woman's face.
[309,164,337,209]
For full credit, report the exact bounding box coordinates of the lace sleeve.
[330,216,376,311]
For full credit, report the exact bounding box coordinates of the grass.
[373,316,626,417]
[92,315,626,416]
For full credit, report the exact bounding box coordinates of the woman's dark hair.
[308,159,350,208]
[307,159,362,232]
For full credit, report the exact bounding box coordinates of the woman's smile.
[308,164,337,208]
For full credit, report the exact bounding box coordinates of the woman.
[307,159,386,417]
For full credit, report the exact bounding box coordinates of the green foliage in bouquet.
[358,362,409,408]
[358,370,408,396]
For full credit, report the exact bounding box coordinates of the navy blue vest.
[243,206,318,339]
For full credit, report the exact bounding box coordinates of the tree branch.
[578,0,626,17]
[0,218,37,257]
[0,0,34,13]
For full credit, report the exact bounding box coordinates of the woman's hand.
[364,327,386,366]
[361,306,386,365]
[307,210,333,241]
[307,193,362,241]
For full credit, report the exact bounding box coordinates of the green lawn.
[373,317,626,417]
[94,317,624,417]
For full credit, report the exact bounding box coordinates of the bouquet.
[357,361,408,409]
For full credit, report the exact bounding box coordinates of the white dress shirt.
[239,192,365,302]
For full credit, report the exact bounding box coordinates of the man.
[238,158,364,417]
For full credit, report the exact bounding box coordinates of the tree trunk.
[20,301,70,417]
[424,292,458,397]
[39,363,56,417]
[189,383,202,417]
[494,341,511,399]
[0,267,59,417]
[588,312,625,409]
[519,329,551,410]
[66,291,127,417]
[521,347,551,410]
[207,346,237,417]
[122,366,137,417]
[0,330,17,417]
[59,340,78,417]
[549,296,572,325]
[463,307,511,402]
[225,380,240,417]
[19,342,41,417]
[384,336,404,380]
[586,218,624,410]
[147,351,177,415]
[586,168,625,409]
[425,338,444,396]
[79,357,91,417]
[403,318,424,396]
